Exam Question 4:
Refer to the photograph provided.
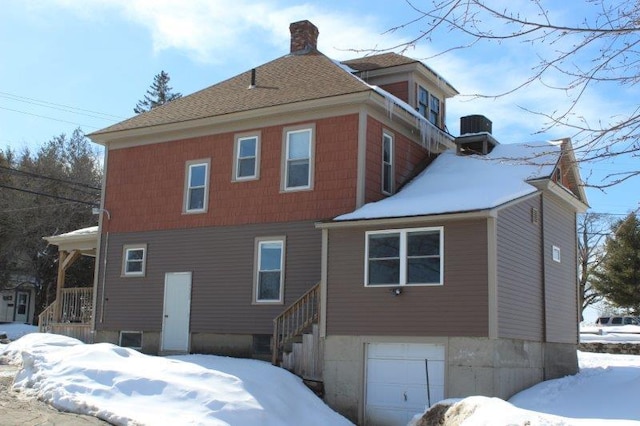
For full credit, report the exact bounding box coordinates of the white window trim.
[382,131,394,195]
[233,133,260,182]
[282,125,315,192]
[364,227,444,287]
[552,245,561,263]
[122,244,147,277]
[253,236,286,304]
[183,159,210,214]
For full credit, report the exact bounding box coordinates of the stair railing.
[272,282,320,364]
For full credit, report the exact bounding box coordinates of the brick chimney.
[289,20,319,54]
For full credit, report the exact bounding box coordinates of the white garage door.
[365,343,445,426]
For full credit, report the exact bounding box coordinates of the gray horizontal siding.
[496,196,544,341]
[326,219,488,336]
[543,192,578,344]
[95,221,321,335]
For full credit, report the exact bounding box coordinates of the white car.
[595,316,640,326]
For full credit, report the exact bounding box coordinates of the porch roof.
[43,226,99,256]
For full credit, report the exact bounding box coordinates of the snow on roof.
[57,226,98,237]
[336,141,561,221]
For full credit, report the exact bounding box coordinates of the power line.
[0,184,97,206]
[0,201,79,213]
[0,106,100,129]
[0,91,126,120]
[0,164,101,191]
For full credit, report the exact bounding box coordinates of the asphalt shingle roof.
[92,52,373,136]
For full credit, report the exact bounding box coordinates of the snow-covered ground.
[2,323,640,425]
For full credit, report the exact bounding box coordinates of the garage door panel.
[368,359,408,383]
[366,382,407,406]
[365,406,408,426]
[367,343,406,358]
[406,344,444,360]
[366,343,445,426]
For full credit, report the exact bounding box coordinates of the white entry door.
[365,343,445,426]
[161,272,192,353]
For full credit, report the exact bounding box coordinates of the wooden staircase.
[272,283,323,385]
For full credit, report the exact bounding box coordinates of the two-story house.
[86,20,587,425]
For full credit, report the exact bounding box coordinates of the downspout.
[540,194,547,378]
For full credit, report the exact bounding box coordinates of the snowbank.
[1,333,351,426]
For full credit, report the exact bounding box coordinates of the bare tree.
[384,0,640,188]
[578,212,610,319]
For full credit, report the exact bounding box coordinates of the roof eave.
[315,209,495,229]
[88,91,373,146]
[529,179,589,212]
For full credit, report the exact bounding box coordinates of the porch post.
[54,250,68,322]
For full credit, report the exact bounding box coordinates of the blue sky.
[1,0,637,217]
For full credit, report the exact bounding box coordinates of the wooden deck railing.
[272,282,320,364]
[59,287,93,323]
[38,288,93,343]
[38,301,57,332]
[38,287,93,330]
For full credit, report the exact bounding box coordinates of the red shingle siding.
[104,115,359,232]
[364,116,431,203]
[379,81,409,103]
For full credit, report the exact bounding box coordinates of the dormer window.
[418,86,441,128]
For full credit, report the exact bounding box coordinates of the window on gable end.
[365,227,444,287]
[234,134,260,181]
[382,132,394,195]
[283,126,314,191]
[184,159,210,213]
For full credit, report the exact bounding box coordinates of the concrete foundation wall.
[191,333,253,357]
[448,337,544,399]
[94,330,254,357]
[93,330,161,355]
[323,335,578,424]
[544,342,578,380]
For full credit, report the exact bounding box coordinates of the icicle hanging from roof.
[384,96,395,119]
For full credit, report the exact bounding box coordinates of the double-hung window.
[184,160,209,213]
[234,135,259,180]
[418,86,429,118]
[122,244,147,277]
[382,132,394,194]
[284,127,313,190]
[365,227,443,286]
[417,86,441,127]
[429,95,440,127]
[254,238,285,303]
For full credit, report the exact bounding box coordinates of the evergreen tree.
[133,70,182,114]
[592,213,640,313]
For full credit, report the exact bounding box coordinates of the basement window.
[253,335,272,355]
[119,331,142,349]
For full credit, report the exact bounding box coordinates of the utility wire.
[0,91,126,120]
[0,106,100,129]
[0,184,97,206]
[0,201,79,214]
[0,164,101,191]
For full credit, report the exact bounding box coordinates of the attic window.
[553,165,563,186]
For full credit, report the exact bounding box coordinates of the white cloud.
[48,0,635,148]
